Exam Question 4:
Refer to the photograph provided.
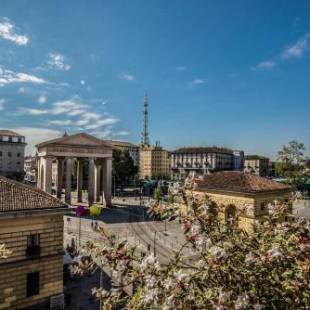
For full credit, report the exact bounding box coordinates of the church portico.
[36,133,113,207]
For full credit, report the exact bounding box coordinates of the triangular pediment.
[37,133,112,149]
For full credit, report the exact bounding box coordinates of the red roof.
[195,171,292,194]
[0,177,67,212]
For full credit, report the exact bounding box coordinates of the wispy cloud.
[254,33,310,71]
[188,78,205,87]
[22,108,49,115]
[0,18,28,46]
[254,60,276,71]
[119,73,135,81]
[47,52,71,71]
[49,119,72,126]
[281,33,310,59]
[20,96,120,134]
[0,98,5,111]
[10,127,61,155]
[0,67,47,86]
[38,95,47,104]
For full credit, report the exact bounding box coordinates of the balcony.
[26,246,41,258]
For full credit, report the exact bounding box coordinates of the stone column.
[65,158,72,204]
[88,158,95,206]
[37,158,41,189]
[94,164,101,203]
[77,159,83,203]
[56,158,64,199]
[43,156,53,194]
[102,158,112,207]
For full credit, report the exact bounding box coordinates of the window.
[26,272,40,297]
[0,151,2,157]
[8,137,12,142]
[26,234,40,258]
[17,152,20,157]
[27,234,40,247]
[8,152,12,157]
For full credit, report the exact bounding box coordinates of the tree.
[77,187,310,309]
[113,149,138,185]
[153,186,162,201]
[276,140,308,187]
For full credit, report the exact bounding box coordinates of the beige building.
[36,133,113,206]
[0,130,26,181]
[193,171,292,232]
[0,176,68,309]
[108,140,140,167]
[139,144,170,179]
[244,155,269,177]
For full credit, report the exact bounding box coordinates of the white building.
[0,130,26,181]
[171,147,237,180]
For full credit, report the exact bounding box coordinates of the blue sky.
[0,0,310,157]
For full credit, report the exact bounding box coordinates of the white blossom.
[235,293,250,310]
[209,246,227,259]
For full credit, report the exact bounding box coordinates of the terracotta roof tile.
[195,171,292,194]
[0,130,24,137]
[0,177,67,212]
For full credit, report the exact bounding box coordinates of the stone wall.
[0,214,64,309]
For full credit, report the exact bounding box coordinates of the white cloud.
[0,18,28,46]
[85,117,119,130]
[114,130,129,136]
[0,67,47,86]
[119,73,135,81]
[49,120,72,126]
[189,78,205,87]
[22,108,49,115]
[281,33,310,59]
[176,66,186,71]
[47,52,71,71]
[80,80,85,85]
[254,33,310,71]
[254,60,276,71]
[10,127,61,155]
[50,99,87,115]
[0,98,5,111]
[38,95,47,104]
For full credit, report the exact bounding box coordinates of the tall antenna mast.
[141,91,150,146]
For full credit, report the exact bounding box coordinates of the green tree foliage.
[276,140,308,186]
[113,149,138,184]
[153,186,162,201]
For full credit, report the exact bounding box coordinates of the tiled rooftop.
[0,176,67,212]
[195,171,292,194]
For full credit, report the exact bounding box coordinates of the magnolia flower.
[267,246,283,260]
[140,254,157,273]
[163,277,174,290]
[143,287,158,303]
[174,270,187,282]
[218,290,232,304]
[209,246,227,259]
[162,295,175,310]
[235,293,250,310]
[244,252,255,265]
[190,223,201,236]
[144,275,156,288]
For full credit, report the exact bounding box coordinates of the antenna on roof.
[63,130,68,137]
